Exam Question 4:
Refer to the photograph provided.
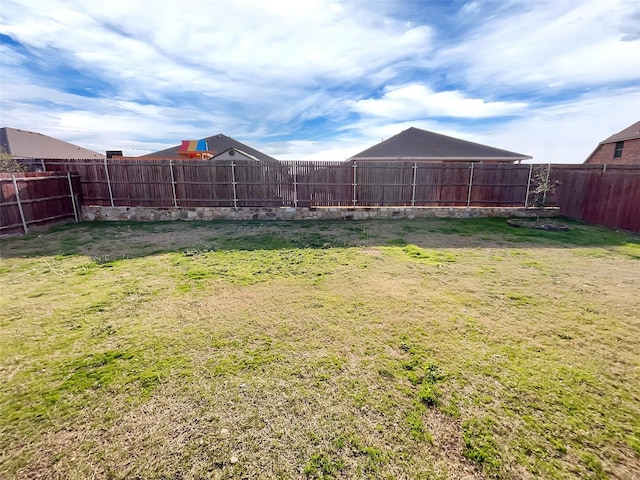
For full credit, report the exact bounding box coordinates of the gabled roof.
[599,120,640,145]
[212,148,262,162]
[0,127,104,159]
[349,127,531,162]
[143,133,279,164]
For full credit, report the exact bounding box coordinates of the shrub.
[0,148,26,173]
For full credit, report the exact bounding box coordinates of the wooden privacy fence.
[13,159,640,232]
[33,158,542,209]
[549,164,640,232]
[0,172,82,236]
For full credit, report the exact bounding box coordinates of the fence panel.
[608,166,640,231]
[289,161,353,207]
[234,161,286,207]
[0,172,81,236]
[42,159,111,205]
[550,164,640,231]
[431,163,471,206]
[268,163,294,207]
[414,164,444,205]
[0,177,23,234]
[470,163,531,206]
[173,160,234,207]
[106,159,174,207]
[356,162,413,206]
[549,166,591,218]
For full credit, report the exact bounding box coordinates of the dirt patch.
[424,410,488,480]
[507,218,569,231]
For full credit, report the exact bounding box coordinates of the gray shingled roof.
[349,127,531,162]
[143,133,279,164]
[599,120,640,145]
[0,127,104,159]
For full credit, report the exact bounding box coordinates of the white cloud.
[1,0,433,94]
[0,67,240,154]
[0,0,437,152]
[478,87,640,163]
[266,139,361,161]
[1,0,638,163]
[352,84,528,119]
[440,0,640,89]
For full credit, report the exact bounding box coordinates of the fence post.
[169,160,178,207]
[466,162,475,207]
[411,162,417,207]
[352,161,357,207]
[67,172,79,223]
[524,163,533,207]
[293,161,298,208]
[542,163,551,207]
[231,161,238,209]
[103,157,114,207]
[12,175,28,234]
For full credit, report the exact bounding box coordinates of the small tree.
[0,148,26,173]
[528,164,558,223]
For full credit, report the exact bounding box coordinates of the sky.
[1,0,639,162]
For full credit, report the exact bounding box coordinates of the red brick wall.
[584,138,640,165]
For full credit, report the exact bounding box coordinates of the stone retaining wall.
[82,205,559,222]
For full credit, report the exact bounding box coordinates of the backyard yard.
[1,217,639,479]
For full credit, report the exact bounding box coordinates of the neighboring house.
[583,120,640,165]
[348,127,532,163]
[143,133,279,164]
[0,127,104,161]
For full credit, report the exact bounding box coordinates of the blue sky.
[1,0,639,162]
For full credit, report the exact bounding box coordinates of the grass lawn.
[1,217,639,479]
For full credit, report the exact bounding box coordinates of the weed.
[406,408,433,442]
[401,244,457,265]
[505,292,537,306]
[580,452,606,479]
[627,428,640,456]
[304,452,345,478]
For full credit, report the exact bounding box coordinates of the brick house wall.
[584,138,640,165]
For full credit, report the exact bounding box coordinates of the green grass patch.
[463,417,502,477]
[304,452,345,478]
[401,244,457,265]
